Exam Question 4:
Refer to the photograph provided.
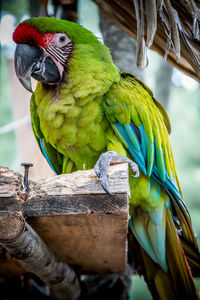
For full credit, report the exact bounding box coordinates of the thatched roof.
[94,0,200,81]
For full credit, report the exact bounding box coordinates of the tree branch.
[0,211,80,300]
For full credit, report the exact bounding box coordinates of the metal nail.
[21,163,33,192]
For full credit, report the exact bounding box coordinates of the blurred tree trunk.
[100,13,144,81]
[29,0,40,17]
[155,60,173,110]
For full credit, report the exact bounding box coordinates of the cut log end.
[0,211,25,242]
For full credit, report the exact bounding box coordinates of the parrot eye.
[59,36,66,43]
[54,33,70,48]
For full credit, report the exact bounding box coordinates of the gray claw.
[129,161,140,178]
[95,152,114,195]
[100,180,114,196]
[94,163,100,178]
[94,151,139,196]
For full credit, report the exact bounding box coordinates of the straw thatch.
[94,0,200,81]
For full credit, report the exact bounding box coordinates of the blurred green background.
[0,0,200,299]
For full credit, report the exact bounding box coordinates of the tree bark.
[0,211,80,300]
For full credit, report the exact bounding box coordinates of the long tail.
[129,208,200,300]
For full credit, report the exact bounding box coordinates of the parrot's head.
[13,17,114,92]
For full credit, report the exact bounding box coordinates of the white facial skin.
[52,33,71,47]
[43,33,71,79]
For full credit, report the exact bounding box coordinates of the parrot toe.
[94,151,139,195]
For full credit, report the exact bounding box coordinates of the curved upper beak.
[14,44,43,92]
[14,44,61,93]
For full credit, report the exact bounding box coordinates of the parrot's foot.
[94,151,139,196]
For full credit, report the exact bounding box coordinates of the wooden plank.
[0,163,129,276]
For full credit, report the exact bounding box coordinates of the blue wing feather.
[39,139,57,174]
[115,121,183,203]
[115,122,147,175]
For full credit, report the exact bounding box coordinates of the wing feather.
[30,93,63,174]
[104,72,199,249]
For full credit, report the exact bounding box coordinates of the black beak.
[14,44,61,92]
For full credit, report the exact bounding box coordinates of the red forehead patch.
[13,23,54,47]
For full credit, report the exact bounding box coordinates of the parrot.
[13,17,200,299]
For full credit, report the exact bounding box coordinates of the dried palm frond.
[133,0,148,68]
[94,0,200,81]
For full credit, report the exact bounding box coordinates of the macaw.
[13,17,200,299]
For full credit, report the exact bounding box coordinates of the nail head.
[21,163,33,168]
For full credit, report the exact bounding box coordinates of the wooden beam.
[0,163,129,276]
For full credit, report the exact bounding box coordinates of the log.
[0,211,80,300]
[0,163,129,276]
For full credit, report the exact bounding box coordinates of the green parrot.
[13,17,200,299]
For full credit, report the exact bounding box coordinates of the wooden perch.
[0,211,80,300]
[0,163,129,278]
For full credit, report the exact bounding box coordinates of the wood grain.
[0,163,129,276]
